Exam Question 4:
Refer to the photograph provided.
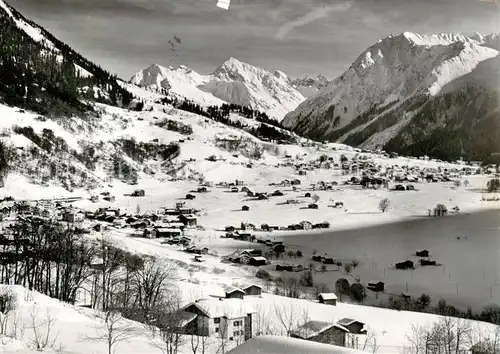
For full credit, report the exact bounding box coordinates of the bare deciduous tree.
[84,310,136,354]
[274,302,301,337]
[28,305,61,351]
[133,257,176,323]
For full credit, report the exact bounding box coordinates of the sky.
[8,0,500,80]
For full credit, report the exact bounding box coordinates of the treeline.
[0,216,176,316]
[157,96,294,143]
[0,7,133,117]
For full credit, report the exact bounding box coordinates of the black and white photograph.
[0,0,499,352]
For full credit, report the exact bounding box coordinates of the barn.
[318,293,337,306]
[241,284,262,296]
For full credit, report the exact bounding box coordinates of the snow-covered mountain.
[130,58,306,120]
[289,74,329,97]
[282,32,500,161]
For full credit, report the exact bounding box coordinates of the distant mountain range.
[282,32,500,163]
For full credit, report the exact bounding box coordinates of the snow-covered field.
[0,92,499,353]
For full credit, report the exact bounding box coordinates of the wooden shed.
[241,284,262,296]
[318,293,337,306]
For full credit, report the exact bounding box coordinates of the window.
[215,328,219,333]
[234,320,241,326]
[214,317,220,324]
[233,331,240,337]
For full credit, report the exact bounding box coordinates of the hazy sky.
[8,0,500,80]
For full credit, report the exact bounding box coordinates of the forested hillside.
[0,1,133,117]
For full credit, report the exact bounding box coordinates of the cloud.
[275,2,352,40]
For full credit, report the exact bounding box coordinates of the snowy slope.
[130,58,306,120]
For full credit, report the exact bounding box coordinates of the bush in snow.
[350,283,366,303]
[487,178,500,193]
[379,198,391,213]
[433,204,448,217]
[256,269,271,281]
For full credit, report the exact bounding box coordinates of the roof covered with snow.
[226,335,363,354]
[291,320,349,339]
[186,298,254,319]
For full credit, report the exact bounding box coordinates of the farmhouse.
[367,281,385,292]
[416,250,429,257]
[241,284,262,296]
[132,189,145,197]
[291,321,348,347]
[249,256,267,267]
[179,214,197,227]
[151,227,182,238]
[395,260,414,270]
[181,299,256,340]
[336,318,366,335]
[299,221,313,230]
[318,293,337,306]
[224,286,246,299]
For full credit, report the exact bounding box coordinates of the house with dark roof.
[181,298,256,341]
[336,318,366,335]
[224,286,246,299]
[291,320,348,347]
[241,284,262,296]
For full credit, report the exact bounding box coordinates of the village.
[0,145,498,352]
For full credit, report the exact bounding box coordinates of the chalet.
[132,189,145,197]
[224,286,246,299]
[304,192,311,198]
[308,203,319,209]
[241,222,255,231]
[241,284,262,296]
[395,184,406,191]
[272,190,284,197]
[242,205,250,211]
[257,194,269,200]
[41,209,52,219]
[420,259,437,266]
[291,179,301,186]
[246,191,255,197]
[395,260,414,270]
[180,299,256,340]
[231,187,239,193]
[313,222,330,229]
[312,255,323,262]
[152,227,182,238]
[367,281,385,292]
[299,221,312,230]
[406,184,415,191]
[240,249,262,257]
[179,214,197,227]
[186,194,196,200]
[336,318,366,335]
[248,256,267,267]
[318,293,337,306]
[197,187,208,193]
[291,321,348,347]
[416,250,429,257]
[90,195,99,203]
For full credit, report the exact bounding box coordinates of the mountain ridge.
[130,57,308,120]
[281,31,500,162]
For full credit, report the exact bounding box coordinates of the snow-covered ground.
[0,91,499,353]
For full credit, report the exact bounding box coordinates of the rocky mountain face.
[282,32,500,162]
[289,75,329,97]
[131,58,306,120]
